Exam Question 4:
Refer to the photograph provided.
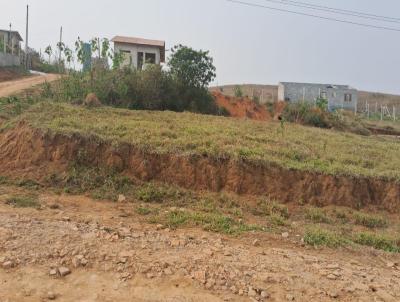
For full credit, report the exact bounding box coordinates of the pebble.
[47,291,56,300]
[282,232,289,238]
[286,294,295,301]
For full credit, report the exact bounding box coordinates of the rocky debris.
[2,260,14,269]
[118,195,127,203]
[282,232,289,238]
[58,267,71,277]
[252,239,260,247]
[286,294,295,301]
[72,255,88,268]
[47,291,56,300]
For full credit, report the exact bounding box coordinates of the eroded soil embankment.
[1,124,399,211]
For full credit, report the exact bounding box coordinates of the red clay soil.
[213,91,271,121]
[0,68,28,82]
[1,124,399,212]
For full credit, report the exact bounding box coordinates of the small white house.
[111,35,165,69]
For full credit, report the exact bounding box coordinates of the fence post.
[394,106,396,121]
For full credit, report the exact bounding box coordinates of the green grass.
[3,102,400,181]
[5,195,40,208]
[353,232,400,253]
[153,210,262,235]
[306,207,331,224]
[304,227,348,248]
[354,212,388,229]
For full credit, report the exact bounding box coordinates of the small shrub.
[306,207,331,224]
[253,200,289,219]
[234,85,243,98]
[135,183,183,203]
[304,227,347,248]
[269,213,287,227]
[353,232,400,253]
[354,213,388,229]
[136,206,152,216]
[6,196,40,208]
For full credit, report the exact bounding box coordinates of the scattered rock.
[47,291,56,300]
[282,232,289,238]
[286,294,295,301]
[193,270,206,284]
[327,274,337,280]
[2,261,13,269]
[58,267,71,277]
[49,269,58,276]
[248,286,257,297]
[328,291,339,299]
[252,239,260,247]
[118,194,127,203]
[261,291,270,298]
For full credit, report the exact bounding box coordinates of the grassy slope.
[3,102,399,181]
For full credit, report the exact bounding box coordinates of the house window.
[344,93,352,102]
[320,91,327,99]
[145,53,156,64]
[120,50,131,66]
[137,52,144,69]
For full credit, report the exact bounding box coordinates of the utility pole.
[25,5,29,69]
[59,26,63,64]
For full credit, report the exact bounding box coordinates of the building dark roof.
[0,30,23,41]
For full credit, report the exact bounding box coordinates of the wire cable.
[226,0,400,32]
[260,0,400,24]
[275,0,400,22]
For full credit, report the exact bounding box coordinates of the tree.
[44,45,52,64]
[168,44,216,89]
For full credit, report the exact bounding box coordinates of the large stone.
[58,267,71,277]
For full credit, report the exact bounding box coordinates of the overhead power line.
[226,0,400,32]
[260,0,400,24]
[275,0,400,22]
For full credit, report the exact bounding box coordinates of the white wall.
[0,53,20,67]
[114,43,161,69]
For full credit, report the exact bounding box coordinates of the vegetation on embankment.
[2,101,400,182]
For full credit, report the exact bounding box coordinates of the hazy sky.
[1,0,400,94]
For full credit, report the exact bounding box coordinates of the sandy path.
[0,73,60,97]
[0,186,399,302]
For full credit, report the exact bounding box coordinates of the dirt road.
[0,186,399,302]
[0,73,60,98]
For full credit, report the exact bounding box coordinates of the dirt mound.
[213,92,271,121]
[0,124,399,211]
[84,93,101,108]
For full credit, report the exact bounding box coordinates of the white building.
[278,82,358,112]
[111,36,165,69]
[0,29,23,67]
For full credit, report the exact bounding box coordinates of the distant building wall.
[114,42,161,69]
[278,82,358,111]
[0,53,20,67]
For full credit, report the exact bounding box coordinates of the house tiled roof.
[111,35,166,63]
[111,36,165,48]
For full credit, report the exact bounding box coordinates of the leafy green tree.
[234,85,243,98]
[168,44,216,89]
